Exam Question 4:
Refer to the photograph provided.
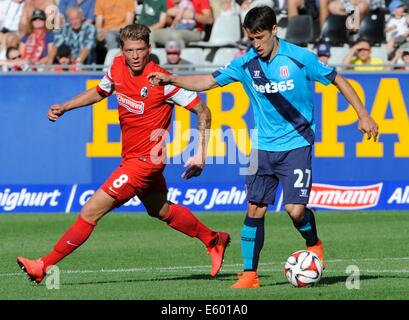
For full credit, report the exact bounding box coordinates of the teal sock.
[292,207,318,246]
[241,216,264,271]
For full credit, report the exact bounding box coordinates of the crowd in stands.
[1,0,409,72]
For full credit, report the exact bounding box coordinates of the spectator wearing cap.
[59,0,96,25]
[388,42,409,70]
[315,42,331,65]
[54,6,96,64]
[19,0,57,35]
[95,0,135,50]
[164,39,192,72]
[342,38,384,70]
[385,0,409,59]
[19,8,56,66]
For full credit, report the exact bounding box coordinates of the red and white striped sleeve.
[164,84,200,110]
[96,67,114,97]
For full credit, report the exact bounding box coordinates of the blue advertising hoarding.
[0,73,408,212]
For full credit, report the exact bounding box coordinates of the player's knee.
[146,205,168,219]
[247,202,267,218]
[80,202,102,222]
[291,211,305,223]
[285,205,305,222]
[146,208,160,218]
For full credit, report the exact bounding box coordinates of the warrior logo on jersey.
[117,93,145,114]
[280,66,290,78]
[140,86,148,98]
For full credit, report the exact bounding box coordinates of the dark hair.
[149,53,160,64]
[6,46,19,59]
[119,24,151,47]
[57,44,71,58]
[243,6,277,33]
[355,37,371,46]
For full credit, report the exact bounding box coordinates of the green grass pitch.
[1,211,409,300]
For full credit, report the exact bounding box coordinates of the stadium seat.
[327,45,349,66]
[276,13,288,38]
[103,48,121,71]
[320,15,349,46]
[285,15,314,47]
[357,10,386,46]
[211,48,240,66]
[189,13,241,48]
[180,48,206,65]
[371,44,388,63]
[277,26,287,39]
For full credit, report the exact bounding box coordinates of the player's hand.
[48,104,66,122]
[181,155,204,179]
[358,114,379,142]
[148,72,172,86]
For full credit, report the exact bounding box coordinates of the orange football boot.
[17,256,45,284]
[207,231,231,277]
[307,238,325,270]
[231,271,260,288]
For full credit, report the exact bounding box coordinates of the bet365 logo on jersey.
[252,79,295,94]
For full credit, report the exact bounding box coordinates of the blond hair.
[119,24,150,48]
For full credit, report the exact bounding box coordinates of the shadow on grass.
[256,274,409,288]
[318,274,409,285]
[265,274,409,288]
[62,273,409,287]
[62,272,238,286]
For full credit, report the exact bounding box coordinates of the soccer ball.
[284,250,323,287]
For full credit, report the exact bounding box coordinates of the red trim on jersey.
[105,71,114,82]
[164,85,181,100]
[96,85,110,97]
[184,95,200,111]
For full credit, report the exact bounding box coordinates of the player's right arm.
[149,54,244,91]
[48,87,105,122]
[148,73,219,92]
[49,59,117,122]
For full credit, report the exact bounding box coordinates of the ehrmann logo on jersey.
[117,93,145,114]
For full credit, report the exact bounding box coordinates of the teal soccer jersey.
[212,38,337,152]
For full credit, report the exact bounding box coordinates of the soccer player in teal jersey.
[148,6,379,288]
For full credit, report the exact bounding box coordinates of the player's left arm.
[304,51,379,142]
[333,73,379,141]
[182,99,212,179]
